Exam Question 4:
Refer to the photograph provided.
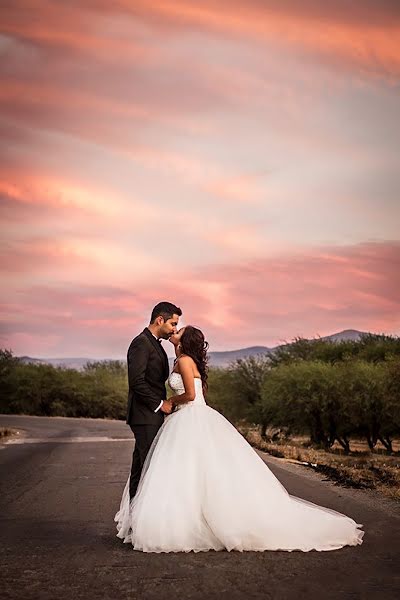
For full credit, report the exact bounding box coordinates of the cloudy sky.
[1,0,399,358]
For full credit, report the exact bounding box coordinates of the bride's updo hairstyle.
[180,325,209,391]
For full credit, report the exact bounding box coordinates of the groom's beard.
[160,334,173,341]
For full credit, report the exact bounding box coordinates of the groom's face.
[159,314,180,339]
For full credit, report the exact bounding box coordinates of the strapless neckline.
[168,372,206,407]
[170,372,202,380]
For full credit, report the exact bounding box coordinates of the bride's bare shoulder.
[175,355,195,372]
[176,355,202,379]
[176,354,195,366]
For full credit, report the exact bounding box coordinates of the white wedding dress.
[115,372,364,553]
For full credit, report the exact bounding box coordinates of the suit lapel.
[143,328,169,377]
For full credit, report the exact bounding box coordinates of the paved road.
[1,414,399,600]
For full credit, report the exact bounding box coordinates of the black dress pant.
[129,424,161,500]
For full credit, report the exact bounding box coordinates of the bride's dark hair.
[180,325,209,392]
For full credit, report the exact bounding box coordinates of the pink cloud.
[191,241,400,348]
[1,241,398,357]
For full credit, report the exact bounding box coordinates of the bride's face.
[169,327,185,347]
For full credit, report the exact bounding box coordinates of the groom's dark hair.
[150,302,182,323]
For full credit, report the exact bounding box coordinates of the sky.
[0,0,399,358]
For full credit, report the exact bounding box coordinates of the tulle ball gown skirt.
[114,403,364,553]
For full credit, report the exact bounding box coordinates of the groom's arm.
[128,340,164,411]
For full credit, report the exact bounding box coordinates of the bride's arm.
[169,356,196,406]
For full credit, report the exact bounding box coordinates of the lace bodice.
[168,372,206,409]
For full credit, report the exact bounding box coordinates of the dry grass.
[238,425,400,501]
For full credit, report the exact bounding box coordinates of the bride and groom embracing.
[115,301,364,553]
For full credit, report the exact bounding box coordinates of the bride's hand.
[160,400,173,414]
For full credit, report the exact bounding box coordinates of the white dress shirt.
[150,331,164,413]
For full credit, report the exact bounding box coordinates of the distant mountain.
[321,329,366,342]
[207,330,368,367]
[207,346,271,367]
[18,329,370,370]
[19,356,44,365]
[18,357,105,370]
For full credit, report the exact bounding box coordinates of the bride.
[115,325,364,553]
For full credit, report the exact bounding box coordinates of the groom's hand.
[160,400,173,414]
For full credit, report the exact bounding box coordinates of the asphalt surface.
[0,414,399,600]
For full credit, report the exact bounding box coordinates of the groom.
[126,301,182,500]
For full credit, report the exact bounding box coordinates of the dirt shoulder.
[240,426,400,504]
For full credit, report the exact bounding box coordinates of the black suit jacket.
[126,327,170,426]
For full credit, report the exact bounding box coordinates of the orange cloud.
[0,164,161,225]
[0,234,162,286]
[0,238,99,276]
[0,170,117,217]
[133,0,400,80]
[0,0,154,64]
[2,1,399,98]
[0,79,150,124]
